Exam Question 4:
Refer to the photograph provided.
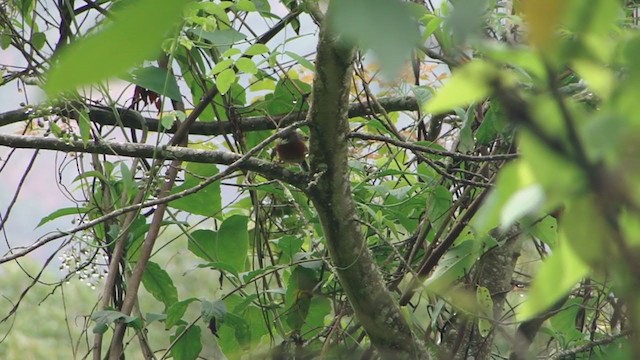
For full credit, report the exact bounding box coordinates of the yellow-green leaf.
[425,60,498,114]
[519,238,589,320]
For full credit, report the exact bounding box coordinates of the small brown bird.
[275,130,308,171]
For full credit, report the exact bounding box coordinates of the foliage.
[1,0,639,359]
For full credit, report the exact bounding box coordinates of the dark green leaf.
[37,206,87,228]
[224,313,251,347]
[216,215,249,272]
[31,32,45,50]
[171,325,202,360]
[122,66,182,101]
[196,261,240,279]
[476,286,493,337]
[189,28,246,46]
[188,229,217,261]
[141,261,179,308]
[166,298,198,329]
[272,235,304,262]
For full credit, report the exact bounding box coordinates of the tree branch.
[304,4,428,359]
[0,133,307,189]
[0,96,419,134]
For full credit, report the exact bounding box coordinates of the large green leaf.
[425,60,498,114]
[423,240,477,293]
[122,66,182,101]
[37,206,88,228]
[217,215,249,272]
[166,298,198,329]
[188,216,249,272]
[330,0,420,73]
[169,161,222,216]
[141,261,179,308]
[171,325,202,360]
[518,238,589,320]
[45,0,189,95]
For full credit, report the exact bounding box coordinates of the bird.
[275,130,309,171]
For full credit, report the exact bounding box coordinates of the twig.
[548,330,631,360]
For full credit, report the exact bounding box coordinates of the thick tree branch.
[0,133,307,189]
[304,4,428,359]
[0,96,419,135]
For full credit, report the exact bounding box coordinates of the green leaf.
[216,68,236,94]
[425,60,498,114]
[37,206,87,228]
[241,265,276,284]
[189,216,248,273]
[145,312,167,325]
[445,0,489,44]
[196,261,240,279]
[244,43,269,56]
[561,195,611,267]
[271,235,304,263]
[423,240,477,293]
[476,286,493,338]
[235,57,257,74]
[31,32,46,50]
[166,298,198,329]
[201,299,226,322]
[169,161,221,216]
[122,66,182,101]
[285,266,318,332]
[141,261,179,308]
[211,59,234,75]
[91,310,140,334]
[472,161,535,234]
[217,215,249,272]
[77,107,91,145]
[519,239,589,320]
[549,298,583,345]
[45,0,189,95]
[427,185,453,230]
[530,216,558,248]
[0,33,11,49]
[331,0,420,73]
[519,131,585,204]
[301,296,331,338]
[171,325,202,360]
[500,184,545,230]
[284,51,315,71]
[160,113,175,129]
[190,28,246,46]
[236,0,257,12]
[188,229,217,261]
[224,313,251,347]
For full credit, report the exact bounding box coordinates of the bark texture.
[305,5,428,359]
[442,227,523,360]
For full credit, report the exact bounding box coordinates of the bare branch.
[0,96,419,134]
